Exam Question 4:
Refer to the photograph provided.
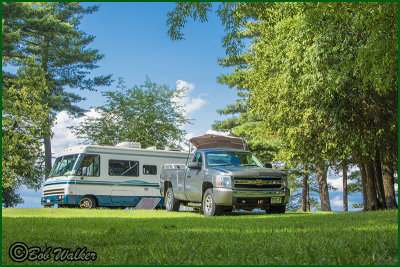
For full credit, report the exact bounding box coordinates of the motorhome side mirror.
[188,162,201,169]
[81,167,88,176]
[264,163,272,168]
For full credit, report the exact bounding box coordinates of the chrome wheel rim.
[166,191,172,210]
[204,194,213,214]
[80,198,92,209]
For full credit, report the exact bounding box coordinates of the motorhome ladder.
[135,198,161,210]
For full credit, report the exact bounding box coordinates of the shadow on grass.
[2,210,398,265]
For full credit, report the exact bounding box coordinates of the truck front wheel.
[203,189,222,216]
[165,187,180,212]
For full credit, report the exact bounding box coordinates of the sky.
[14,2,367,211]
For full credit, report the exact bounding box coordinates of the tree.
[2,2,112,178]
[2,59,50,203]
[72,78,190,149]
[2,187,23,208]
[168,2,335,210]
[166,2,398,211]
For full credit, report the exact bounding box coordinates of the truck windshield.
[48,154,80,178]
[206,151,263,167]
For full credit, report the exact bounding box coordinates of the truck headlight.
[282,175,288,188]
[216,175,232,188]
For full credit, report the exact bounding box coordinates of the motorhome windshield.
[49,154,80,178]
[206,151,263,167]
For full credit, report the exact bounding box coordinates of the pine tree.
[2,2,112,178]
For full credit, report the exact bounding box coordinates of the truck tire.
[267,205,286,214]
[202,189,222,216]
[80,196,97,209]
[165,187,180,212]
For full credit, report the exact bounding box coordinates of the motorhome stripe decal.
[92,151,188,159]
[44,180,159,187]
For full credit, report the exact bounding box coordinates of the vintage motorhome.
[41,142,190,209]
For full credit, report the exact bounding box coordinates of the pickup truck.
[160,134,290,216]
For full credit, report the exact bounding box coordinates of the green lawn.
[2,208,398,265]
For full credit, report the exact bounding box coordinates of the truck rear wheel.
[165,187,180,212]
[203,189,222,216]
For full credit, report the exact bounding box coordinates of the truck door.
[184,152,204,202]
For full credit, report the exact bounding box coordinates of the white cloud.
[51,109,100,157]
[331,195,343,209]
[173,80,208,116]
[205,129,230,136]
[327,177,344,192]
[327,165,360,193]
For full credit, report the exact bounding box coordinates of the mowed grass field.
[2,208,398,265]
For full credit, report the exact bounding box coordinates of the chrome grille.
[233,176,282,190]
[43,188,65,196]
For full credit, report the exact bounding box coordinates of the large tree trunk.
[382,159,398,209]
[316,163,331,211]
[374,151,386,209]
[359,164,368,209]
[342,162,348,212]
[42,41,52,179]
[365,161,379,211]
[302,165,308,212]
[44,134,52,179]
[306,183,310,212]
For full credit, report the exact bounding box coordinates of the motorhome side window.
[143,165,157,175]
[77,154,100,176]
[192,153,202,165]
[109,160,139,176]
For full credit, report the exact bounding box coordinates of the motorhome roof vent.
[115,142,142,149]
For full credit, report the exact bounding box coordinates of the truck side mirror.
[188,162,201,169]
[264,163,272,168]
[82,167,88,176]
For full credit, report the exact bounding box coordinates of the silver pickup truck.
[160,134,290,216]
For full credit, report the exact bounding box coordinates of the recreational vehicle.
[41,142,190,209]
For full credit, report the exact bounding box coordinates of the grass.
[1,208,398,265]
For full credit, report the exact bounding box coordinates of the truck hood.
[189,134,249,151]
[209,166,284,177]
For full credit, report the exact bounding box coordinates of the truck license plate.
[271,197,282,204]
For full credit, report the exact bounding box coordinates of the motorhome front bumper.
[41,195,68,206]
[213,188,290,206]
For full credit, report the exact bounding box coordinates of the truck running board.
[135,198,161,210]
[186,202,201,208]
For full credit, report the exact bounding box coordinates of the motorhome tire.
[80,196,97,209]
[202,189,222,216]
[165,187,180,212]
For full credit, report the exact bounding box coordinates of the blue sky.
[76,2,237,132]
[14,2,367,211]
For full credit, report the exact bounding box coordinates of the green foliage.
[2,187,23,208]
[3,2,112,116]
[166,2,398,210]
[2,59,50,191]
[347,170,363,194]
[72,78,190,149]
[2,209,398,264]
[2,2,111,197]
[167,2,212,41]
